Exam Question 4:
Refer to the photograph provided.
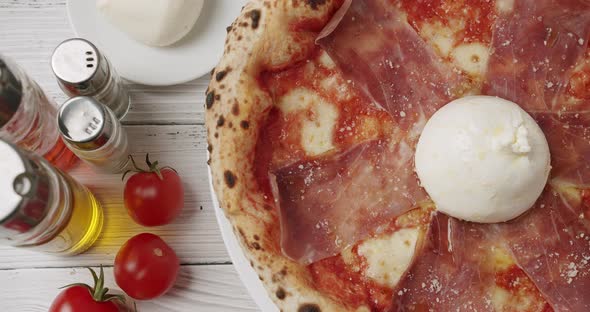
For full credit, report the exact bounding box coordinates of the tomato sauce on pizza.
[400,0,496,45]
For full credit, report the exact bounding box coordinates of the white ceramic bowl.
[67,0,247,85]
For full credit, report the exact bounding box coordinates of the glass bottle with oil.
[0,55,78,171]
[0,138,103,255]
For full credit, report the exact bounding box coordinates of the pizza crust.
[206,1,362,311]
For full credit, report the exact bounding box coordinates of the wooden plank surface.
[1,265,258,311]
[0,1,259,311]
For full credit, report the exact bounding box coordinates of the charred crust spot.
[252,242,261,250]
[276,288,286,300]
[207,144,213,153]
[216,69,229,82]
[226,25,232,33]
[240,120,250,129]
[271,267,288,283]
[259,275,264,281]
[215,94,221,101]
[306,0,326,10]
[210,68,216,77]
[228,121,233,128]
[217,115,225,127]
[206,91,215,109]
[214,132,219,138]
[224,170,237,188]
[279,267,288,276]
[232,103,240,115]
[247,10,261,29]
[253,234,260,241]
[298,304,321,312]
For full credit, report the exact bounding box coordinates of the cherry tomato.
[114,233,180,300]
[123,154,184,226]
[50,286,120,312]
[50,267,124,312]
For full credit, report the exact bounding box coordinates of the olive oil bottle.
[0,139,103,255]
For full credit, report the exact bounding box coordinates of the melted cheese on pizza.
[490,248,551,311]
[357,228,420,288]
[277,87,339,156]
[398,0,496,80]
[451,43,490,76]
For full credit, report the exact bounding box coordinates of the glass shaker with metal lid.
[0,55,78,171]
[0,139,103,255]
[58,96,130,173]
[51,38,130,120]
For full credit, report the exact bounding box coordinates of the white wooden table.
[0,1,258,311]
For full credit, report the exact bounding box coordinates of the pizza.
[206,0,590,311]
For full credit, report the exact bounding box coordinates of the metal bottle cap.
[0,58,23,128]
[0,139,51,239]
[51,38,109,96]
[58,96,114,150]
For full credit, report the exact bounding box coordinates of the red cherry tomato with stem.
[49,267,126,312]
[114,233,180,300]
[123,154,184,226]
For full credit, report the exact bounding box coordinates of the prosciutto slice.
[534,112,590,187]
[392,213,498,311]
[484,0,590,112]
[317,0,466,136]
[394,192,590,312]
[271,139,426,264]
[496,190,590,311]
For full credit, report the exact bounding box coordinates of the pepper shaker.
[58,96,130,173]
[0,55,78,171]
[0,138,103,255]
[51,38,130,120]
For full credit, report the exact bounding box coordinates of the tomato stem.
[129,155,144,172]
[60,266,128,306]
[145,153,153,168]
[123,154,177,181]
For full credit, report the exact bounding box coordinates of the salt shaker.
[58,96,130,173]
[0,138,104,255]
[0,55,78,171]
[51,38,130,120]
